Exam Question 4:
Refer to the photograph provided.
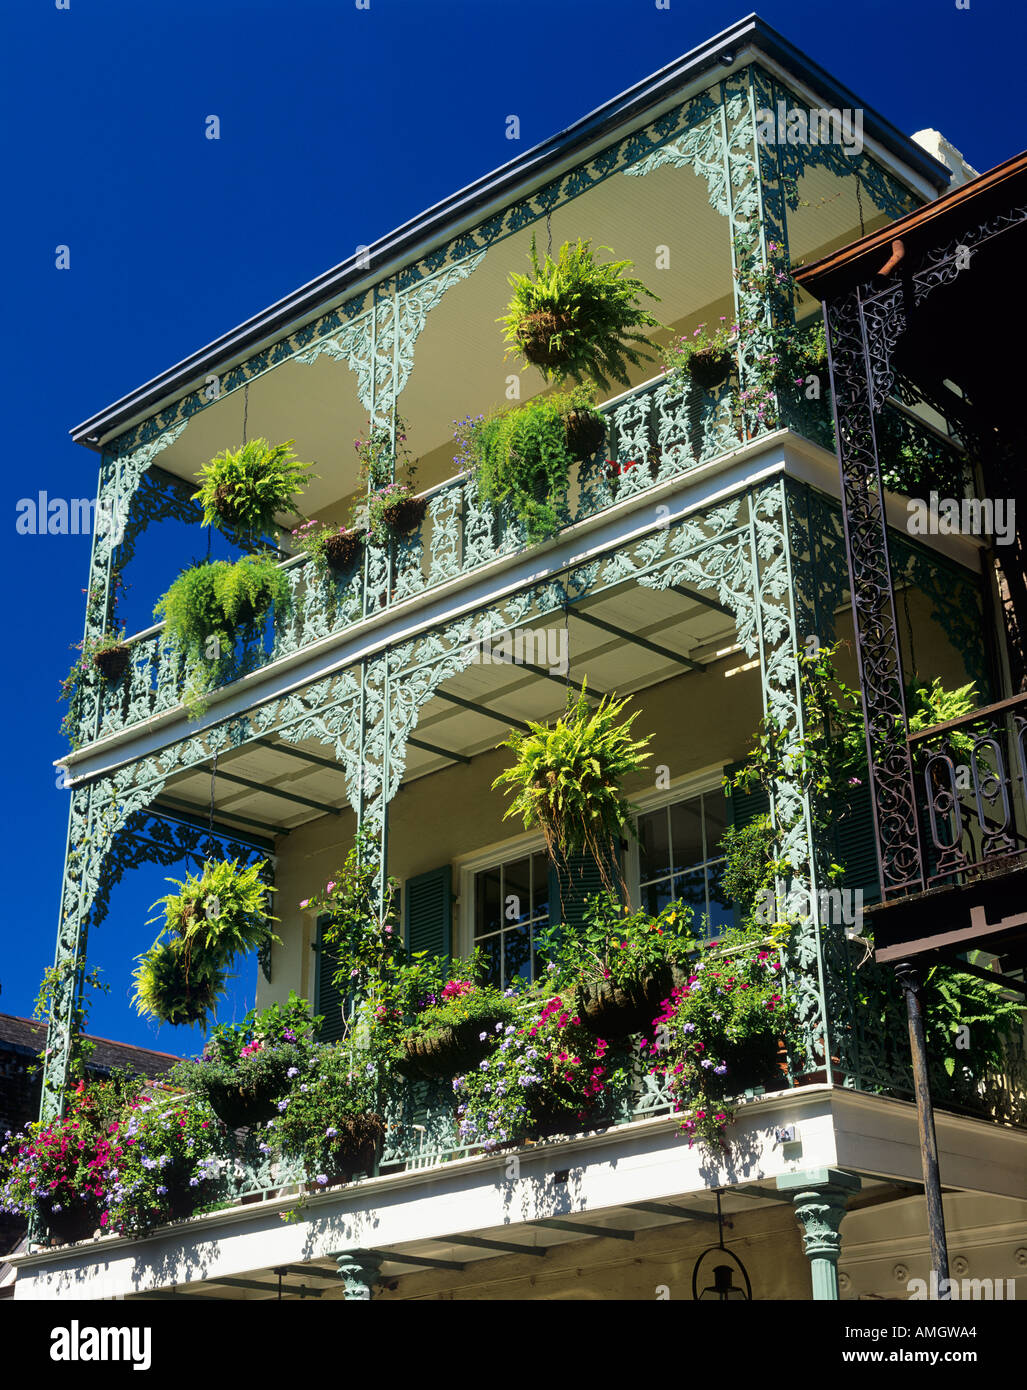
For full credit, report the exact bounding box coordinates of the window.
[635,787,732,937]
[472,850,551,988]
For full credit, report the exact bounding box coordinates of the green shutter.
[724,762,772,928]
[832,782,882,905]
[404,865,452,960]
[724,761,771,830]
[550,846,621,931]
[314,914,346,1042]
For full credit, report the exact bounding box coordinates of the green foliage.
[453,984,624,1149]
[362,481,425,546]
[153,553,291,715]
[716,815,785,925]
[663,318,736,384]
[402,974,519,1048]
[907,676,979,759]
[877,407,966,499]
[352,417,416,491]
[456,386,602,542]
[492,683,651,889]
[539,892,697,990]
[171,993,322,1127]
[33,958,109,1086]
[193,438,314,538]
[647,922,795,1150]
[499,237,661,391]
[266,1045,382,1180]
[302,826,401,997]
[133,859,278,1027]
[923,964,1023,1080]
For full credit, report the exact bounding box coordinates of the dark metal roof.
[71,13,951,450]
[795,148,1027,301]
[0,1013,179,1079]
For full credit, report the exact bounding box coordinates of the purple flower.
[287,1067,299,1078]
[315,1174,328,1187]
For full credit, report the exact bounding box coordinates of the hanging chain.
[855,176,865,240]
[242,383,249,445]
[208,749,218,837]
[546,206,553,260]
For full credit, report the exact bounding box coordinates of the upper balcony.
[60,43,952,767]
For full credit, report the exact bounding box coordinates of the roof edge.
[71,13,951,450]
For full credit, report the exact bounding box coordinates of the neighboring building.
[0,1014,177,1268]
[11,15,1026,1299]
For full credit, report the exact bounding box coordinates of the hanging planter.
[664,320,737,393]
[38,1196,100,1246]
[92,640,130,681]
[564,405,606,461]
[322,528,366,570]
[365,483,426,544]
[193,439,315,539]
[402,1015,507,1080]
[455,387,603,544]
[492,682,652,893]
[133,859,279,1027]
[499,237,661,391]
[304,1114,385,1190]
[577,965,675,1038]
[399,979,518,1080]
[686,347,733,391]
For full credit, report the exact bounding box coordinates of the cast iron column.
[778,1167,861,1299]
[894,960,951,1294]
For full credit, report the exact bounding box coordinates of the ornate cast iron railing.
[78,362,952,750]
[908,694,1027,891]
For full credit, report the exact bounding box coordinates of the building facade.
[11,17,1026,1300]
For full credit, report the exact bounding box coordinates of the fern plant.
[499,237,661,391]
[193,439,315,538]
[492,683,651,891]
[133,859,279,1027]
[154,553,291,715]
[455,387,604,543]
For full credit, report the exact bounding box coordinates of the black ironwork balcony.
[909,694,1027,890]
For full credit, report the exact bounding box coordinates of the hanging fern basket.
[517,307,576,371]
[301,1114,386,1191]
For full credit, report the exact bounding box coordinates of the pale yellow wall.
[259,660,765,1009]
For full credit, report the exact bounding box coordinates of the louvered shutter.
[724,762,773,927]
[404,865,452,961]
[314,913,346,1042]
[832,781,882,905]
[549,845,622,932]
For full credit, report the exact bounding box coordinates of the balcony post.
[894,959,951,1295]
[334,1249,384,1300]
[777,1167,861,1299]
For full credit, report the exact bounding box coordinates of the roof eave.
[71,12,951,451]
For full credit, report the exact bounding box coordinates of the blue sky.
[2,0,1023,1058]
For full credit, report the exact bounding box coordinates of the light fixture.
[691,1190,752,1301]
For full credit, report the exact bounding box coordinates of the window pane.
[675,868,708,924]
[478,933,503,988]
[638,807,671,883]
[705,861,734,939]
[475,869,502,936]
[504,927,532,988]
[669,797,703,872]
[503,856,531,925]
[641,876,674,917]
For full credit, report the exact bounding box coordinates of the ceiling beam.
[149,799,279,850]
[407,736,471,765]
[375,1249,468,1271]
[934,951,1026,995]
[203,1275,323,1296]
[671,583,733,617]
[445,1234,548,1257]
[531,1218,635,1242]
[254,737,348,775]
[626,1200,721,1223]
[569,607,701,672]
[215,769,342,816]
[434,691,530,733]
[153,795,287,840]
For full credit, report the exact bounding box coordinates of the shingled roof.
[0,1013,179,1080]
